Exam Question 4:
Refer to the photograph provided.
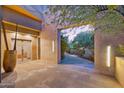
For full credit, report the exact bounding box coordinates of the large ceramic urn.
[3,50,17,72]
[2,21,18,73]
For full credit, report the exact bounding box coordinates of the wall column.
[38,37,41,59]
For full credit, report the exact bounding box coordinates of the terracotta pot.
[3,50,17,72]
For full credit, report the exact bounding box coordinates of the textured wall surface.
[40,24,58,64]
[115,57,124,87]
[95,31,124,76]
[32,37,38,60]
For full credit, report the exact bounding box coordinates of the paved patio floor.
[0,54,121,88]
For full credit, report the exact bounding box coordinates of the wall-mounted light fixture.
[52,40,55,53]
[106,45,111,67]
[25,34,32,39]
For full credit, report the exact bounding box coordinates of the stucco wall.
[115,57,124,87]
[40,24,58,64]
[95,31,124,76]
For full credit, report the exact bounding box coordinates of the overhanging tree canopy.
[48,5,124,32]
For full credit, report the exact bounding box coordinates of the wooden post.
[13,24,18,50]
[0,5,3,83]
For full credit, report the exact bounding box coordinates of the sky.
[61,25,94,43]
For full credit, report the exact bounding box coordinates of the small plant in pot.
[2,21,18,72]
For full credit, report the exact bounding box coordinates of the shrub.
[61,36,68,59]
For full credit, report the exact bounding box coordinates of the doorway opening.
[12,38,32,63]
[60,25,95,68]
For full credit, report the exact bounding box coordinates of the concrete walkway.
[0,54,121,88]
[61,53,94,68]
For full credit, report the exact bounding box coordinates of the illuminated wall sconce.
[25,34,31,39]
[106,45,111,67]
[52,40,55,53]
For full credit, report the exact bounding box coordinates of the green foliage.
[107,5,118,11]
[61,36,68,59]
[119,45,124,56]
[49,5,124,34]
[71,31,94,49]
[95,10,124,33]
[115,44,124,56]
[49,6,97,26]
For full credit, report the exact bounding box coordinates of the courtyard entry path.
[0,54,121,88]
[61,53,94,68]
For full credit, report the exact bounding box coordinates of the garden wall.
[94,31,124,76]
[115,57,124,87]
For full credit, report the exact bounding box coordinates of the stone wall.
[95,31,124,76]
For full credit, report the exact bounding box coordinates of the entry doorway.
[60,25,95,66]
[12,39,32,63]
